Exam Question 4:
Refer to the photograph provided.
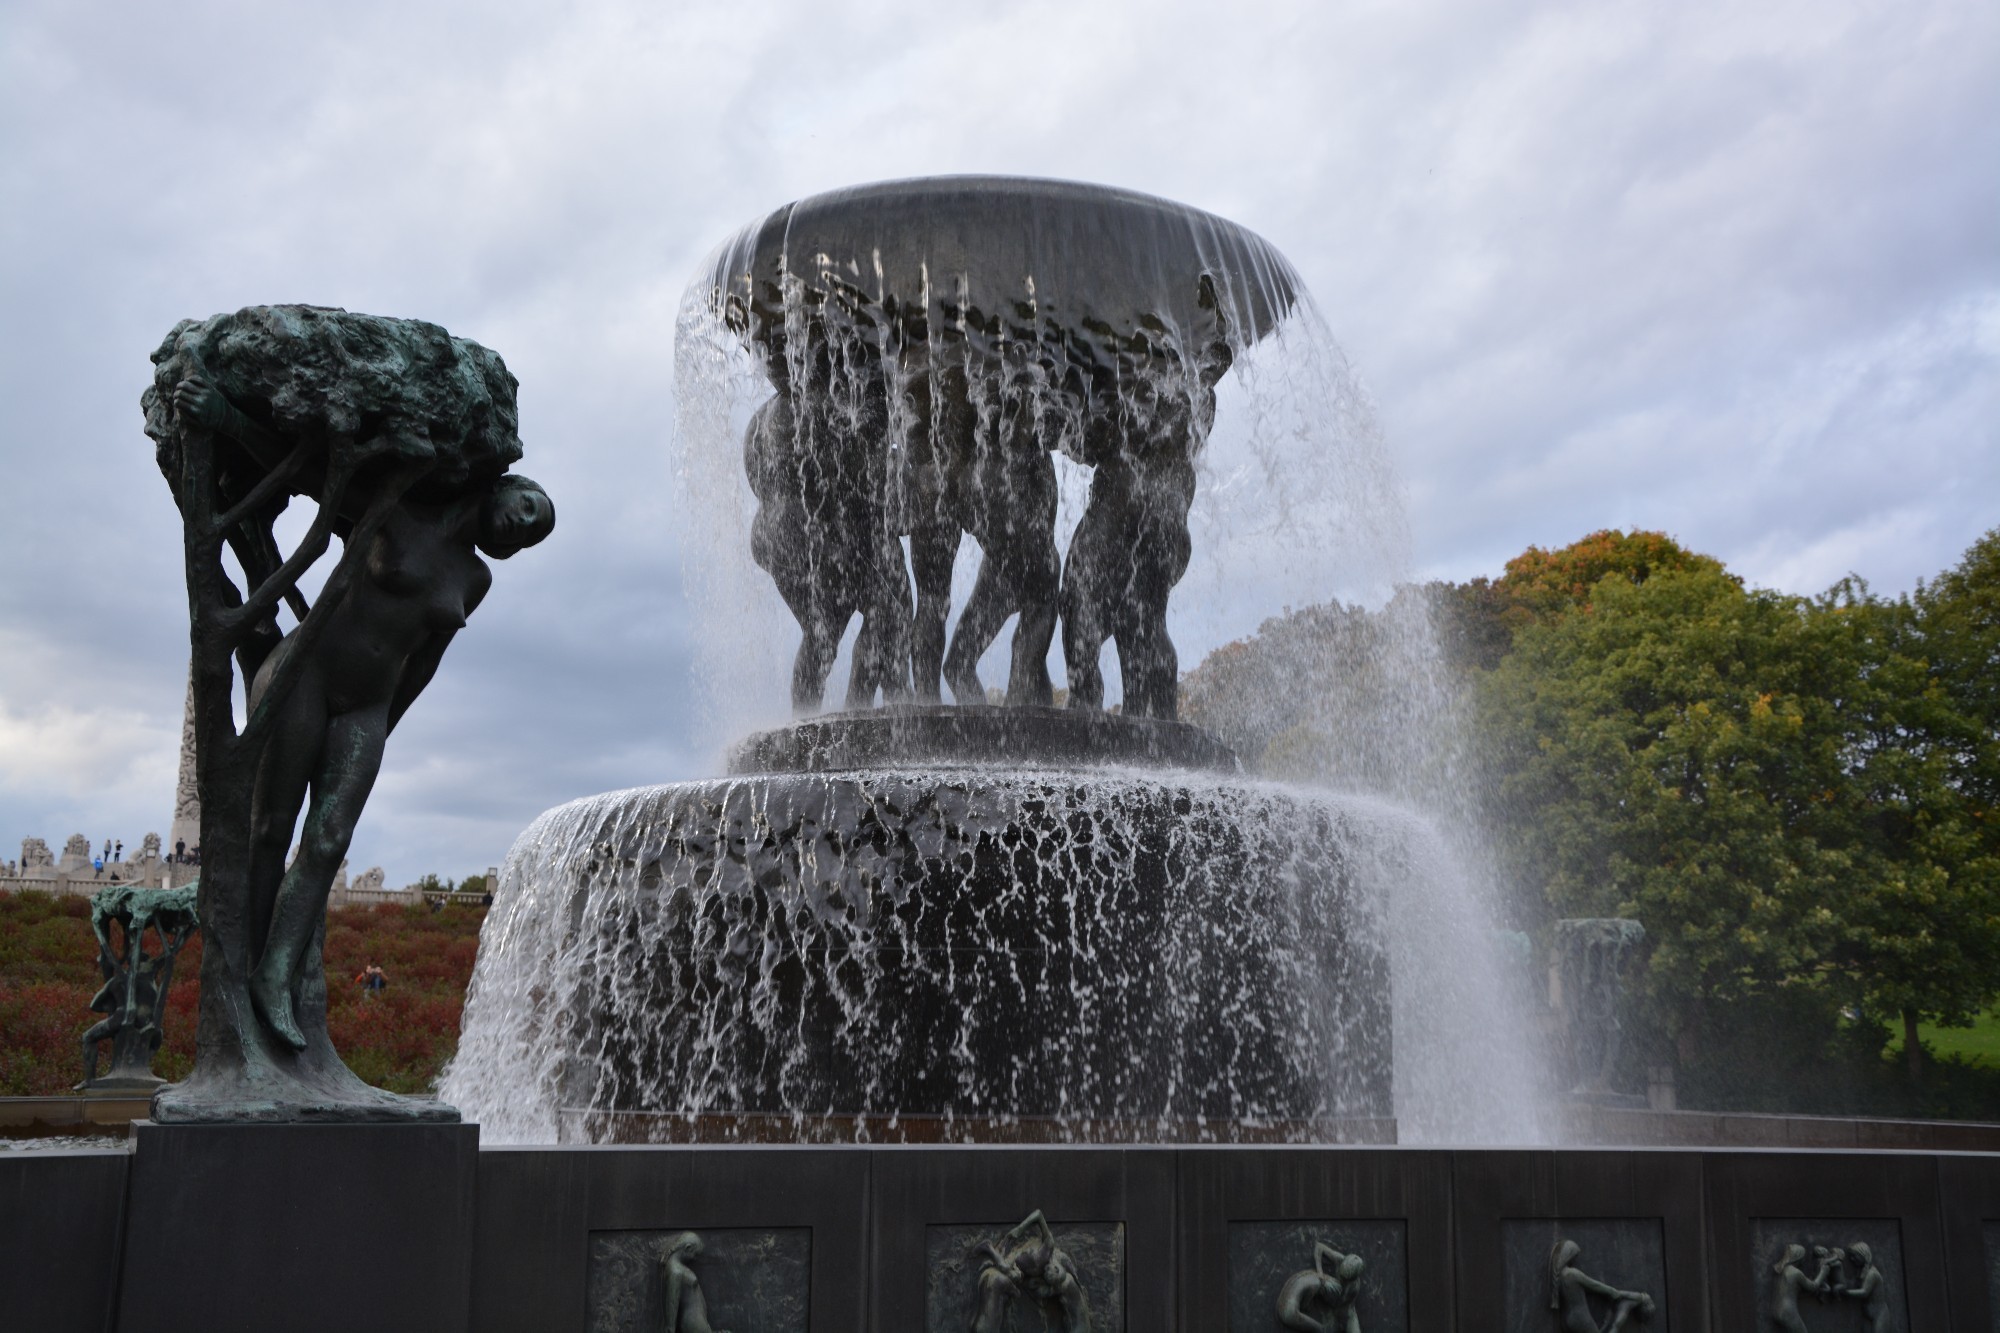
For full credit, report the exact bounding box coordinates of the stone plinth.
[728,704,1240,776]
[115,1120,479,1333]
[6,1140,1999,1331]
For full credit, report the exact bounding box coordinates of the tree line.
[1183,527,2000,1113]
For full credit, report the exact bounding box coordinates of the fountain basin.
[448,757,1410,1144]
[705,174,1299,374]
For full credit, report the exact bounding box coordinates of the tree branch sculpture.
[140,305,554,1121]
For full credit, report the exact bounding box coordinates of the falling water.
[667,179,1408,740]
[444,772,1428,1144]
[442,177,1548,1144]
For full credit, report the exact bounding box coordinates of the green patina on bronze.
[78,883,200,1092]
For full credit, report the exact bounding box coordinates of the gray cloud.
[3,0,1994,882]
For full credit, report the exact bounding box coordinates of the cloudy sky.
[2,0,1994,885]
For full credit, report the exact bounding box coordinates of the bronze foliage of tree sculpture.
[140,305,554,1121]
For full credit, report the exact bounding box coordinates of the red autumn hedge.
[0,889,486,1097]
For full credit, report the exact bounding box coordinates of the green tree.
[1828,541,2000,1081]
[1180,525,2000,1103]
[1915,528,2000,815]
[1179,599,1389,769]
[1478,546,2000,1091]
[1478,564,1857,1059]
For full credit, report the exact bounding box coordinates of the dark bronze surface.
[138,305,552,1121]
[704,176,1295,717]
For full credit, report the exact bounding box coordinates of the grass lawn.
[1886,1008,2000,1068]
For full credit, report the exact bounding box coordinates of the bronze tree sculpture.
[78,883,199,1090]
[140,305,553,1121]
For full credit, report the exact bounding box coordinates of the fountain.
[17,179,1999,1333]
[444,176,1536,1147]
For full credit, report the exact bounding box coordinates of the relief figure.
[1275,1241,1363,1333]
[1548,1238,1652,1333]
[970,1209,1091,1333]
[661,1231,731,1333]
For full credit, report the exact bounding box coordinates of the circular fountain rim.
[748,172,1277,229]
[726,704,1241,776]
[701,172,1303,352]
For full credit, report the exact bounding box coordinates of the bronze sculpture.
[1059,296,1232,719]
[660,1231,731,1333]
[703,176,1297,719]
[929,376,1064,710]
[1554,918,1646,1098]
[1768,1243,1835,1333]
[969,1209,1092,1333]
[78,883,199,1089]
[1275,1241,1364,1333]
[179,370,550,1048]
[745,389,912,712]
[1547,1238,1653,1332]
[140,305,552,1119]
[1836,1243,1894,1333]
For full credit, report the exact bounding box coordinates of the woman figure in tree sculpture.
[172,375,554,1048]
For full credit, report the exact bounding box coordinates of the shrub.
[0,890,484,1097]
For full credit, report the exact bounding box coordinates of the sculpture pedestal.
[728,704,1241,776]
[115,1120,479,1333]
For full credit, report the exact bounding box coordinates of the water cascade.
[443,177,1544,1145]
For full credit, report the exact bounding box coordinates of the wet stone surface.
[584,1227,810,1333]
[521,771,1395,1134]
[1227,1220,1408,1333]
[730,707,1241,777]
[0,1133,129,1152]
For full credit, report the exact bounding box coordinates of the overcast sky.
[2,0,1994,885]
